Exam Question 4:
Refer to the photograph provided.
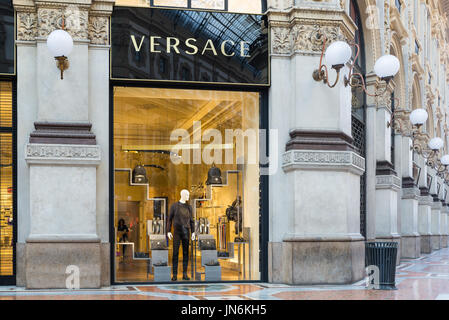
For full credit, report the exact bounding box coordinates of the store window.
[113,87,261,282]
[0,81,13,277]
[115,0,263,14]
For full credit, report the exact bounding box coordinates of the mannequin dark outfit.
[167,201,194,280]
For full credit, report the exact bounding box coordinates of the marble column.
[268,2,364,284]
[441,206,449,248]
[417,155,432,253]
[375,82,401,264]
[399,137,420,258]
[427,168,440,251]
[15,0,113,288]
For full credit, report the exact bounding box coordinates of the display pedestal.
[152,250,168,266]
[153,266,171,282]
[205,265,221,281]
[152,249,169,281]
[197,235,221,281]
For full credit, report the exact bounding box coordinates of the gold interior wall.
[0,81,13,276]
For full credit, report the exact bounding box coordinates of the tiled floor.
[1,247,449,300]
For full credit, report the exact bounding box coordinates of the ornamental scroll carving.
[17,12,38,41]
[37,7,89,40]
[88,16,109,45]
[271,24,345,55]
[16,5,109,44]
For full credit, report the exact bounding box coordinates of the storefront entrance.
[111,86,265,283]
[0,0,16,286]
[0,81,15,285]
[109,3,269,284]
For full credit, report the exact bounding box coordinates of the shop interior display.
[0,82,13,277]
[113,87,260,282]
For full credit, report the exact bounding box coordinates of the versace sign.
[111,7,269,85]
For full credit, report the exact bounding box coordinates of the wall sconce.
[313,35,400,94]
[392,107,449,178]
[46,28,73,80]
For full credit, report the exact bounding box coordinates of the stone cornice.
[419,195,434,206]
[282,150,365,176]
[402,186,421,200]
[376,175,401,191]
[25,143,101,165]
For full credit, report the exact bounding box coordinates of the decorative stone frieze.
[282,150,365,175]
[376,175,401,190]
[88,16,109,45]
[15,0,113,44]
[402,186,421,200]
[268,6,356,56]
[17,11,38,41]
[37,6,89,40]
[25,144,101,165]
[419,195,434,206]
[432,201,443,210]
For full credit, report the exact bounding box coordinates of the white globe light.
[325,41,352,68]
[428,137,444,151]
[46,29,73,57]
[409,108,428,126]
[441,154,449,166]
[374,54,400,79]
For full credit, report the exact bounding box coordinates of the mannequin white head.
[180,189,190,203]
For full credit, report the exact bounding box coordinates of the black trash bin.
[365,242,398,290]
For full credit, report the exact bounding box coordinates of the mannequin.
[167,189,196,281]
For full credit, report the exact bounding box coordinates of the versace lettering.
[130,35,251,58]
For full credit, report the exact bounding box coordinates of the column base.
[439,235,445,248]
[420,235,432,254]
[400,235,421,258]
[269,238,364,285]
[24,241,101,289]
[431,235,441,251]
[440,235,447,248]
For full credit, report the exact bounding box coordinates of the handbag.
[151,239,168,250]
[199,239,216,250]
[226,197,242,222]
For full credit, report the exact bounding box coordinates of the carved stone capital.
[15,1,113,44]
[88,15,109,45]
[268,7,356,56]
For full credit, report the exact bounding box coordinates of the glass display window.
[0,81,13,277]
[113,87,261,282]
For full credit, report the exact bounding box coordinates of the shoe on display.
[171,275,177,281]
[182,273,190,281]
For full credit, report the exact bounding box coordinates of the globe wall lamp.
[313,35,400,94]
[46,21,73,80]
